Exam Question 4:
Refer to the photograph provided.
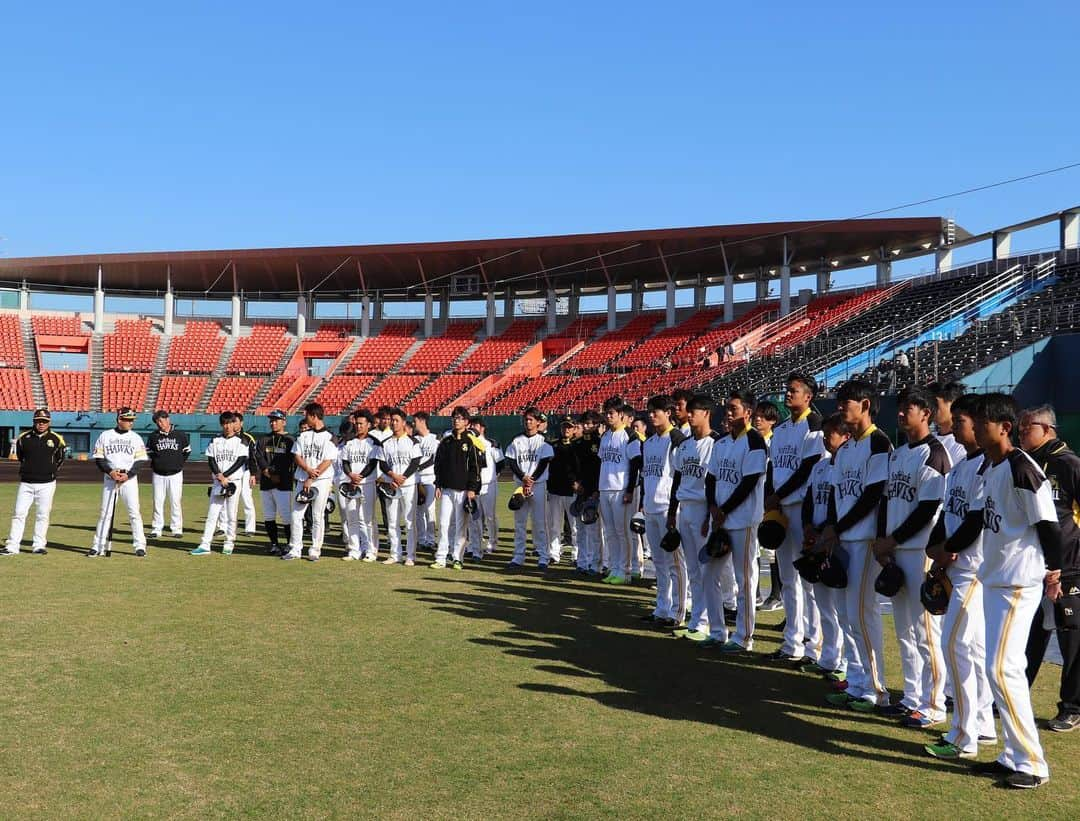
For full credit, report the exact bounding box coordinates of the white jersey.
[599,426,632,492]
[936,432,968,471]
[708,427,768,528]
[973,449,1057,588]
[505,433,554,485]
[672,431,719,503]
[641,427,685,515]
[380,434,422,487]
[416,432,439,483]
[205,434,250,477]
[340,434,384,487]
[93,428,147,473]
[883,435,951,550]
[769,409,825,506]
[478,436,502,488]
[806,457,835,530]
[942,450,986,575]
[291,428,338,482]
[832,424,893,541]
[372,427,392,444]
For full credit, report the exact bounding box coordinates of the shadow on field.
[396,567,948,772]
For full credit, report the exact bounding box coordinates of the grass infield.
[0,480,1075,819]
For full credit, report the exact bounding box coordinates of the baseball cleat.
[825,693,856,708]
[901,711,944,729]
[134,547,146,557]
[1003,772,1046,789]
[971,760,1014,777]
[847,699,878,714]
[452,560,463,570]
[758,596,783,612]
[404,558,415,567]
[829,678,850,691]
[878,703,912,718]
[680,629,708,642]
[718,641,747,655]
[190,546,212,556]
[1047,710,1080,733]
[85,549,102,558]
[924,741,975,760]
[150,532,162,539]
[362,555,377,562]
[764,649,802,663]
[431,561,447,569]
[280,552,297,561]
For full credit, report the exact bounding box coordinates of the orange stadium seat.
[165,321,226,373]
[41,370,91,412]
[487,374,573,415]
[404,373,483,414]
[103,318,159,371]
[0,368,33,409]
[226,324,290,374]
[360,374,427,412]
[32,314,88,337]
[155,376,208,414]
[456,319,542,372]
[559,313,663,371]
[205,376,264,414]
[344,322,419,373]
[399,320,481,373]
[0,315,26,367]
[312,374,377,415]
[102,371,151,412]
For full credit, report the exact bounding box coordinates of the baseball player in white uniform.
[339,409,383,561]
[412,412,439,551]
[284,403,339,561]
[89,407,148,557]
[378,408,422,565]
[598,399,634,584]
[192,412,251,556]
[468,417,502,559]
[504,407,554,568]
[641,395,687,626]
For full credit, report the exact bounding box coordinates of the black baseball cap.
[268,409,287,421]
[33,408,51,421]
[152,410,170,421]
[560,415,575,428]
[117,407,137,421]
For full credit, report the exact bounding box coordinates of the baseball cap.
[117,407,137,421]
[560,415,575,428]
[268,409,287,420]
[33,408,51,422]
[537,412,548,423]
[152,410,170,421]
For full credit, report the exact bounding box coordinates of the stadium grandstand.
[2,206,1080,455]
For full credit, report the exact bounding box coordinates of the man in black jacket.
[147,410,190,538]
[547,416,581,566]
[432,407,483,570]
[255,409,296,555]
[1020,404,1080,732]
[2,409,66,556]
[573,410,603,573]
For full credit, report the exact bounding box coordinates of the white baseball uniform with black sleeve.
[339,434,383,559]
[287,427,338,560]
[91,428,148,554]
[642,426,687,622]
[706,426,767,648]
[379,433,422,562]
[598,426,632,579]
[934,450,996,755]
[962,449,1059,780]
[197,433,251,553]
[669,431,719,636]
[882,434,951,721]
[767,409,825,658]
[504,432,554,566]
[470,435,502,558]
[415,432,439,548]
[829,424,892,705]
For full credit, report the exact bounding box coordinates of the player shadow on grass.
[396,573,957,773]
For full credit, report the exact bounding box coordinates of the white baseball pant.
[5,480,56,552]
[778,502,808,656]
[891,548,946,720]
[197,487,241,552]
[92,477,146,553]
[436,489,469,564]
[842,539,889,705]
[599,491,628,578]
[511,485,547,565]
[416,480,436,547]
[287,479,333,559]
[469,482,498,557]
[729,525,759,649]
[645,512,687,621]
[576,516,601,572]
[546,492,576,564]
[985,583,1049,779]
[677,501,711,635]
[622,488,642,576]
[238,469,256,533]
[942,570,995,754]
[385,485,417,562]
[151,472,184,535]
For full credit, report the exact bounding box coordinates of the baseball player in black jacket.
[2,408,66,555]
[432,407,484,569]
[147,410,190,538]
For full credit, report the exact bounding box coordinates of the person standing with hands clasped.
[2,409,65,556]
[284,403,338,562]
[89,407,149,558]
[147,410,190,539]
[432,407,484,570]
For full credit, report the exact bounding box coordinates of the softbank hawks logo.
[712,458,740,484]
[837,469,862,500]
[944,487,968,518]
[681,457,705,479]
[600,445,624,464]
[773,446,801,471]
[983,496,1002,533]
[887,469,916,503]
[642,455,667,478]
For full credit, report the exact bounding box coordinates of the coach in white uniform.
[2,408,65,556]
[147,410,190,538]
[284,402,338,562]
[89,407,148,557]
[764,373,825,661]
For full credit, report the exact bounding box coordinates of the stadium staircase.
[89,333,104,412]
[299,335,364,414]
[196,336,238,414]
[143,332,172,413]
[21,318,46,408]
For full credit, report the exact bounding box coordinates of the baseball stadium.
[4,5,1080,819]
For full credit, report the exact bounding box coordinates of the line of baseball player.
[3,380,1076,791]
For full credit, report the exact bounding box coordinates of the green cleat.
[606,575,628,586]
[825,669,848,683]
[681,629,708,642]
[848,699,878,714]
[190,546,211,556]
[825,693,855,708]
[718,640,746,655]
[924,741,975,760]
[452,560,463,571]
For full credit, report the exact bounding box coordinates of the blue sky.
[2,1,1078,269]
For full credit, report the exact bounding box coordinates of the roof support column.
[992,230,1012,261]
[296,294,307,337]
[665,280,676,328]
[1060,210,1079,250]
[360,295,371,337]
[19,281,29,313]
[94,265,105,333]
[486,290,496,337]
[439,290,450,328]
[816,268,829,294]
[231,294,242,337]
[546,288,558,333]
[567,284,579,319]
[631,280,643,316]
[693,281,706,311]
[423,293,434,338]
[755,273,769,303]
[723,274,734,323]
[504,289,514,322]
[935,246,953,277]
[607,285,617,331]
[779,236,794,317]
[876,257,892,287]
[163,265,175,335]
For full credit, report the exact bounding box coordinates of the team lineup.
[3,378,1078,792]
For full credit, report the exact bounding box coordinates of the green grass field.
[0,480,1076,819]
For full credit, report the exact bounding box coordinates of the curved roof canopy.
[0,216,961,297]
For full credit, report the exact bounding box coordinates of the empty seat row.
[155,376,208,414]
[0,316,26,367]
[102,372,151,412]
[41,370,91,412]
[32,314,87,337]
[227,324,290,374]
[166,321,226,373]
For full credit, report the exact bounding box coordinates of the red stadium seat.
[155,375,209,414]
[165,321,226,373]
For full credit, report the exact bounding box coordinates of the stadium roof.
[0,216,964,297]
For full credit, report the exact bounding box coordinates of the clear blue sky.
[2,2,1078,264]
